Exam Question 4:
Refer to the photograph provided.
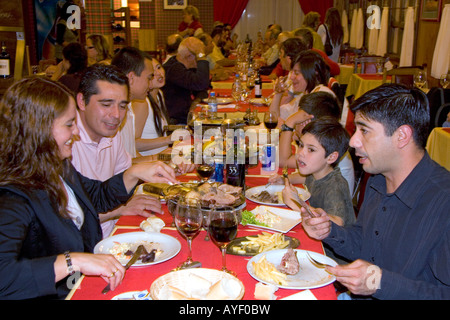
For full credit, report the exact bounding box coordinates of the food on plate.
[277,248,300,275]
[175,182,243,207]
[230,232,290,254]
[241,210,269,227]
[109,240,163,264]
[252,254,288,286]
[250,190,281,204]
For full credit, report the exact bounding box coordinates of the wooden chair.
[382,64,427,88]
[353,56,387,74]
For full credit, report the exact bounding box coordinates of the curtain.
[431,4,450,78]
[213,0,249,29]
[399,7,415,67]
[297,0,334,23]
[376,7,389,57]
[233,0,304,43]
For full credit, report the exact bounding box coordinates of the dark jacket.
[0,164,133,299]
[162,56,210,124]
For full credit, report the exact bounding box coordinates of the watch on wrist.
[281,124,294,132]
[64,251,76,276]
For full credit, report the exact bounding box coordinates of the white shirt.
[140,96,169,156]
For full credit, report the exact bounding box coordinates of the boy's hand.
[282,179,301,210]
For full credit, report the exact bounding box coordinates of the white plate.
[245,206,302,233]
[202,97,234,105]
[247,249,337,290]
[246,185,310,207]
[94,231,181,267]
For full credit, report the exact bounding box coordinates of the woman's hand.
[123,161,179,193]
[56,252,125,291]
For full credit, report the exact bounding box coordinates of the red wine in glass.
[197,164,215,181]
[264,121,278,130]
[209,218,238,247]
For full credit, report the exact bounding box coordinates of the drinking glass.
[264,111,278,130]
[247,77,255,94]
[196,164,215,182]
[414,71,427,89]
[167,197,178,227]
[440,74,450,89]
[174,198,203,269]
[208,207,238,274]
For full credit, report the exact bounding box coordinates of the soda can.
[213,161,224,182]
[262,144,276,171]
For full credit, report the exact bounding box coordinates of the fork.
[306,251,332,268]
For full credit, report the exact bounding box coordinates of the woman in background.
[86,34,112,66]
[133,58,172,157]
[178,5,204,37]
[317,8,344,63]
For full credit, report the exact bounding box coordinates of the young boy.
[283,117,355,263]
[277,91,355,195]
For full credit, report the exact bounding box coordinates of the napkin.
[140,215,165,233]
[280,290,317,300]
[218,104,236,109]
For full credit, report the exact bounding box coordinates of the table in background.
[335,64,354,85]
[67,169,337,301]
[345,73,391,100]
[211,74,273,90]
[426,127,450,170]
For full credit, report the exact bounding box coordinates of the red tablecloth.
[68,171,337,300]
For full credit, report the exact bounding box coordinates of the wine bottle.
[0,41,11,79]
[254,71,262,98]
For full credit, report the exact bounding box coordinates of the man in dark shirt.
[301,84,450,299]
[162,37,210,125]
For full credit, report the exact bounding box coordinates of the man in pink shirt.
[72,64,162,238]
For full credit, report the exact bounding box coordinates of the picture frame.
[164,0,187,10]
[420,0,442,21]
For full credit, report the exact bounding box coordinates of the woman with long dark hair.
[0,77,178,299]
[133,57,172,156]
[317,8,344,63]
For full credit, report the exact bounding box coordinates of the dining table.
[426,127,450,171]
[345,73,391,100]
[67,166,338,301]
[335,64,354,85]
[66,75,338,301]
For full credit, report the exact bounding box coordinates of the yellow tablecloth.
[345,73,388,99]
[426,127,450,171]
[336,64,354,85]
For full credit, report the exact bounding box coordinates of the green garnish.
[241,210,268,227]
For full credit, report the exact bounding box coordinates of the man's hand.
[327,260,382,296]
[300,207,332,240]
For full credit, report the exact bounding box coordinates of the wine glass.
[247,77,255,95]
[208,206,238,275]
[167,197,178,227]
[196,164,215,182]
[414,71,427,89]
[264,111,278,130]
[174,198,203,269]
[440,74,450,89]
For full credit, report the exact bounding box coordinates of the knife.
[102,245,145,294]
[291,198,317,218]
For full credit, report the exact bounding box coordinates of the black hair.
[111,46,147,76]
[300,91,341,120]
[291,50,330,93]
[350,84,430,148]
[78,64,129,105]
[62,42,87,74]
[280,37,308,61]
[302,117,350,166]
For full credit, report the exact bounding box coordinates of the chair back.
[354,56,386,74]
[382,64,427,88]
